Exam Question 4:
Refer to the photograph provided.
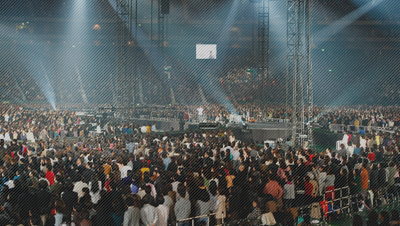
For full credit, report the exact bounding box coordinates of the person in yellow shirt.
[141,158,151,178]
[354,118,359,126]
[376,135,380,146]
[146,123,151,133]
[103,158,112,177]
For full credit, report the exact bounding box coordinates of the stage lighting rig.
[16,22,33,33]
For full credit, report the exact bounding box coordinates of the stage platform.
[130,118,292,143]
[245,122,293,143]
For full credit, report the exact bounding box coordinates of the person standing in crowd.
[325,167,336,200]
[175,184,191,226]
[247,199,261,226]
[155,195,169,226]
[214,186,226,225]
[361,162,369,192]
[140,195,158,226]
[123,196,140,226]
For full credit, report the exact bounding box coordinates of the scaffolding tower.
[286,0,313,148]
[158,0,165,49]
[258,0,269,80]
[115,0,134,116]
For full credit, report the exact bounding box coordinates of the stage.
[129,118,292,143]
[245,122,293,143]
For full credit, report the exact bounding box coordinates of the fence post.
[192,219,194,226]
[323,193,326,223]
[348,187,351,214]
[340,188,343,211]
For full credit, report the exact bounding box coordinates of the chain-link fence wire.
[0,0,400,114]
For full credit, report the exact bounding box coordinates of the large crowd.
[0,104,398,226]
[2,1,400,225]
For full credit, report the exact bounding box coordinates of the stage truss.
[286,0,314,148]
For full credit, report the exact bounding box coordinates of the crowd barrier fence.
[175,213,219,226]
[219,184,400,226]
[329,124,397,134]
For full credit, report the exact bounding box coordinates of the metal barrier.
[175,213,220,226]
[216,185,400,226]
[322,186,351,221]
[145,112,288,124]
[329,124,397,134]
[322,186,400,223]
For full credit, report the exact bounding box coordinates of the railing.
[220,185,400,226]
[322,186,400,224]
[322,186,351,221]
[175,213,220,226]
[329,124,397,134]
[136,114,289,124]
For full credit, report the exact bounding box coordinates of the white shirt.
[4,115,9,122]
[197,108,204,116]
[224,146,234,155]
[155,205,169,226]
[120,165,133,179]
[360,138,367,149]
[141,126,147,133]
[140,204,158,226]
[342,134,349,145]
[73,181,88,199]
[4,180,14,189]
[90,191,101,204]
[96,125,101,134]
[27,131,35,142]
[231,149,240,161]
[347,145,354,157]
[4,132,11,141]
[151,125,157,132]
[163,195,173,209]
[172,181,180,193]
[283,183,295,200]
[318,172,327,195]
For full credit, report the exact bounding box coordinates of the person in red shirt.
[46,165,55,186]
[307,149,315,162]
[367,150,376,162]
[304,175,314,206]
[305,176,313,196]
[263,174,283,199]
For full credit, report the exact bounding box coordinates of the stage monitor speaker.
[188,124,199,130]
[199,123,218,130]
[161,0,170,14]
